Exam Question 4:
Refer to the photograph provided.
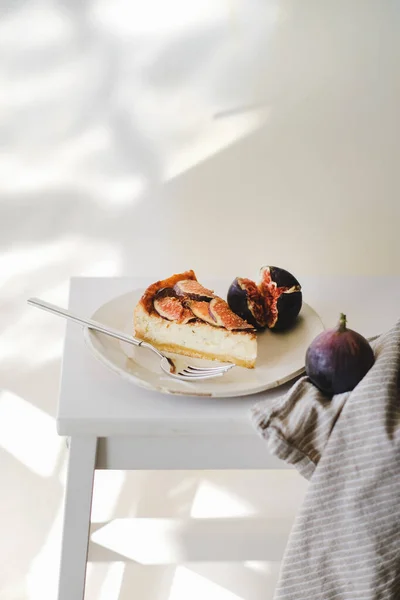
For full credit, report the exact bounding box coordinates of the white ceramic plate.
[83,286,324,398]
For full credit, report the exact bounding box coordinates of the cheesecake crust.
[136,338,255,369]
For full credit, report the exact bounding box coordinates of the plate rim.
[83,288,324,398]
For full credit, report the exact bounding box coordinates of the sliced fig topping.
[208,298,254,330]
[139,270,197,314]
[258,266,302,330]
[153,295,185,321]
[153,288,195,323]
[188,301,218,325]
[227,277,267,329]
[180,308,197,324]
[174,280,215,301]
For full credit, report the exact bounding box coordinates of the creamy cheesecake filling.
[134,304,256,368]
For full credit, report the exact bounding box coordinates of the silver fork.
[27,298,235,381]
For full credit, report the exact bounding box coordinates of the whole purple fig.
[305,313,375,395]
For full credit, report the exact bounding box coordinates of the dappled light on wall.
[92,0,228,35]
[0,391,63,477]
[169,566,244,600]
[190,480,257,519]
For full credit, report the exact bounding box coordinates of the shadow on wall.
[2,0,400,279]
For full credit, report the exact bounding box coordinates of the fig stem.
[339,313,347,332]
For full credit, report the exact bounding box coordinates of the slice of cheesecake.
[133,270,257,368]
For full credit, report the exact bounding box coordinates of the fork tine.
[184,368,230,375]
[160,355,235,380]
[178,370,224,379]
[183,369,231,376]
[186,364,234,373]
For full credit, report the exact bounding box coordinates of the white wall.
[1,1,399,599]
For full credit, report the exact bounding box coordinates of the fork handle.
[27,297,146,348]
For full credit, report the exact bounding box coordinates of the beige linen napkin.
[252,319,400,600]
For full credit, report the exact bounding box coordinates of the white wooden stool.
[56,275,399,599]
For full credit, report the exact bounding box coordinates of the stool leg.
[57,436,97,600]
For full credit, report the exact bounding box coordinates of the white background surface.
[1,1,400,599]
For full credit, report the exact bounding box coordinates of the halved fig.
[258,266,302,330]
[187,300,218,325]
[227,277,267,329]
[208,298,255,330]
[174,280,215,301]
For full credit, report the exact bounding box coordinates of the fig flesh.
[187,300,218,326]
[174,280,215,301]
[258,266,302,330]
[154,287,177,300]
[305,313,375,395]
[208,298,254,330]
[227,277,267,329]
[153,288,193,323]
